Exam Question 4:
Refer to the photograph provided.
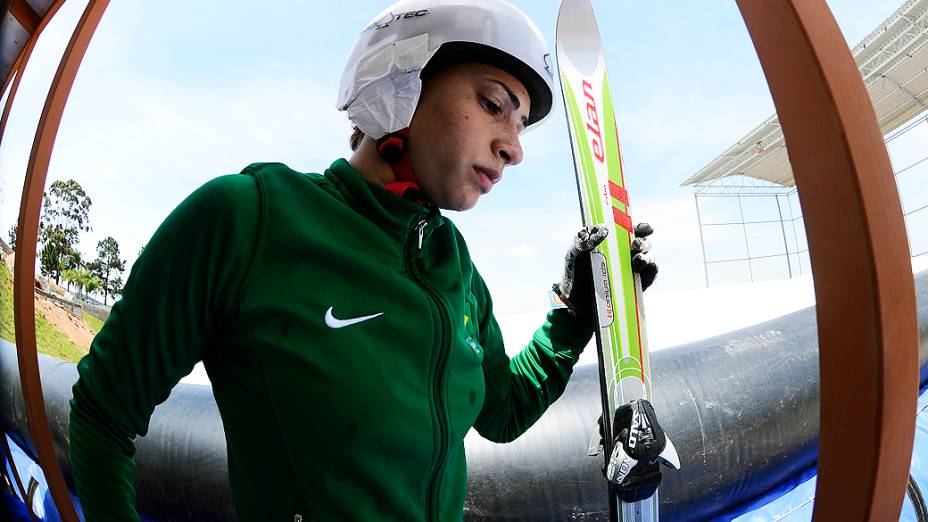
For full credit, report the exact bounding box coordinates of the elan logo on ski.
[581,80,606,164]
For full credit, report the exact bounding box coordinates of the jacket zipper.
[416,219,427,250]
[407,216,451,521]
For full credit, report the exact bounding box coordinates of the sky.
[0,0,922,351]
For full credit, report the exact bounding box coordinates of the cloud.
[508,244,536,258]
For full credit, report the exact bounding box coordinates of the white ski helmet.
[336,0,555,140]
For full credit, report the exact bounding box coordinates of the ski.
[554,1,678,520]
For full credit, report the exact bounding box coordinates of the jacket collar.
[323,158,441,235]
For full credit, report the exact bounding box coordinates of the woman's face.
[407,62,531,211]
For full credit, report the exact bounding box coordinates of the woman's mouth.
[473,166,500,194]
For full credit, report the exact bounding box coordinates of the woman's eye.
[482,97,502,115]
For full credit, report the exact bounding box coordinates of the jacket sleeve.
[68,173,261,521]
[472,269,594,443]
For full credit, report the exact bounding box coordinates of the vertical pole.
[694,193,710,287]
[775,193,794,278]
[737,194,753,281]
[787,191,803,274]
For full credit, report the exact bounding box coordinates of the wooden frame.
[736,1,919,519]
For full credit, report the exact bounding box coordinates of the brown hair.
[349,126,364,151]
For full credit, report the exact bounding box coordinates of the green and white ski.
[555,1,678,520]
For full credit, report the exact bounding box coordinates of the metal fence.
[693,112,928,286]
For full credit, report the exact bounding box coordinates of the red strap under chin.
[377,129,428,205]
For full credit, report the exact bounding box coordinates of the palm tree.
[84,274,101,303]
[67,266,94,302]
[62,268,77,293]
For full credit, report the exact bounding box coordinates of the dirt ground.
[35,295,96,350]
[5,252,96,351]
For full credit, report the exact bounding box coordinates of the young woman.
[68,1,657,520]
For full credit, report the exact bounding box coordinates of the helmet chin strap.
[376,128,429,206]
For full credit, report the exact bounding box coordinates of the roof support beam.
[9,0,40,34]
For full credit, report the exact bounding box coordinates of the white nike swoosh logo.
[324,307,384,329]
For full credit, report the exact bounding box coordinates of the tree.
[7,224,15,251]
[39,233,73,283]
[39,179,91,285]
[106,274,123,303]
[84,273,102,300]
[68,266,99,303]
[62,267,78,293]
[90,236,125,305]
[62,250,82,291]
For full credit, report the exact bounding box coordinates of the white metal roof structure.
[683,0,928,187]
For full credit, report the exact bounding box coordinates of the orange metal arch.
[736,0,919,520]
[12,0,110,520]
[0,0,67,146]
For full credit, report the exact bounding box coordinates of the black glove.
[615,461,662,503]
[604,399,680,502]
[552,225,609,319]
[631,223,657,292]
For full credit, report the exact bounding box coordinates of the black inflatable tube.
[2,270,926,521]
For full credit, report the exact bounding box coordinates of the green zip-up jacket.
[69,159,593,521]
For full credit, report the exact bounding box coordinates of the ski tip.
[555,0,600,42]
[554,0,603,77]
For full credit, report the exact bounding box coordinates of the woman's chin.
[433,189,481,212]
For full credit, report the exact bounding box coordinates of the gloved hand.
[552,225,609,319]
[604,399,680,502]
[631,223,658,291]
[553,223,659,320]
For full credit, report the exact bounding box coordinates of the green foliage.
[7,224,15,251]
[39,235,70,283]
[106,275,123,303]
[1,263,14,343]
[39,179,92,285]
[41,179,92,237]
[0,263,86,363]
[91,236,125,305]
[67,266,100,302]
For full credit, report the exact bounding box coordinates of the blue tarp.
[729,388,928,521]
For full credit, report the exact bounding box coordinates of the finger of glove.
[634,222,654,238]
[632,253,658,291]
[567,250,595,317]
[575,225,608,252]
[630,236,651,256]
[631,252,655,272]
[559,240,584,297]
[563,226,596,293]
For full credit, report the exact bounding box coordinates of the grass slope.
[1,262,89,363]
[82,311,104,336]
